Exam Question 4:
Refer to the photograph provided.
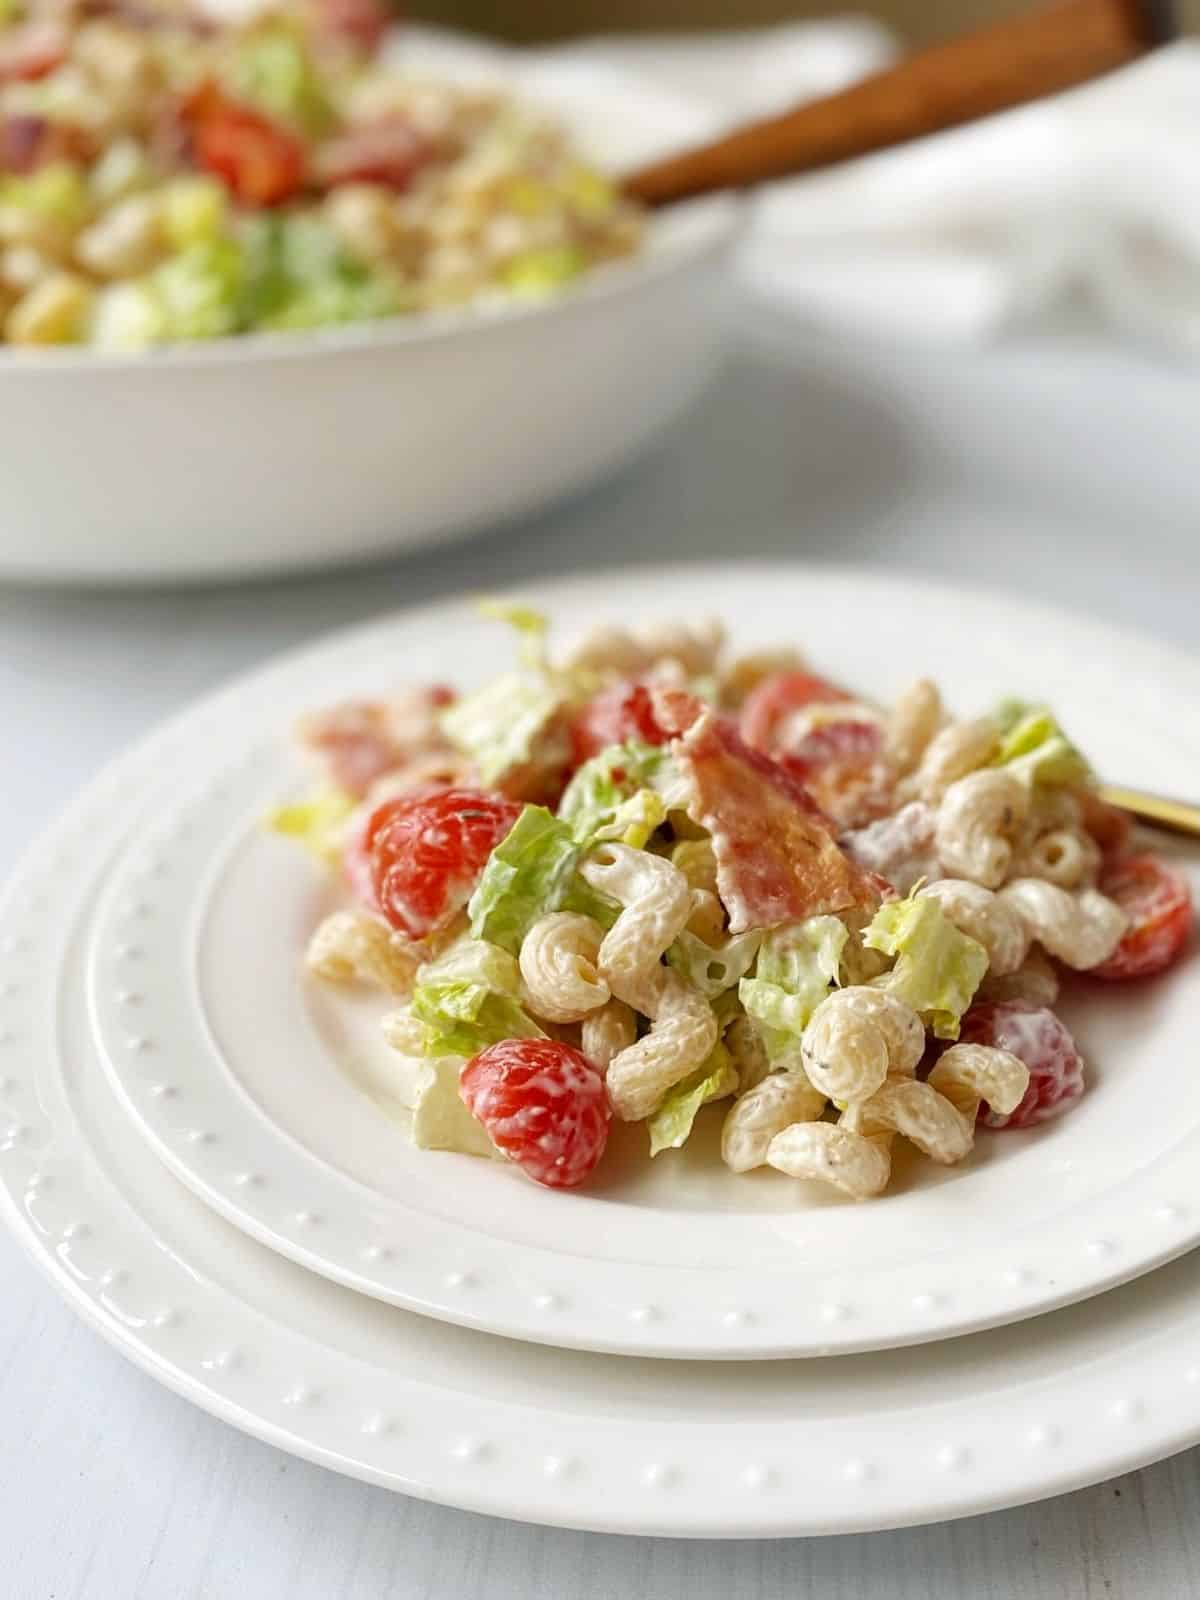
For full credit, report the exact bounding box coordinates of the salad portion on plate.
[275,605,1194,1200]
[0,0,641,347]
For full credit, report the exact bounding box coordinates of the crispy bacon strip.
[674,710,879,932]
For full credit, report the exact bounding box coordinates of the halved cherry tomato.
[461,1038,610,1189]
[1089,854,1193,980]
[354,786,522,939]
[739,670,855,755]
[568,682,671,767]
[185,83,306,207]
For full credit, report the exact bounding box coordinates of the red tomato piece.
[739,670,854,754]
[315,115,433,191]
[186,85,306,206]
[1089,853,1193,980]
[960,1001,1085,1130]
[358,787,522,939]
[1078,790,1134,859]
[569,681,672,767]
[460,1038,610,1189]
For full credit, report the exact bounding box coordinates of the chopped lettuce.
[668,927,762,999]
[467,805,581,954]
[503,245,586,297]
[647,1039,738,1156]
[409,937,544,1058]
[236,213,405,334]
[89,280,168,350]
[161,177,227,250]
[475,598,549,673]
[227,21,333,134]
[559,163,618,220]
[266,787,355,863]
[153,239,244,341]
[863,892,987,1040]
[738,916,847,1040]
[558,740,677,845]
[0,162,87,226]
[411,1055,498,1158]
[596,788,667,850]
[440,672,563,788]
[991,700,1090,787]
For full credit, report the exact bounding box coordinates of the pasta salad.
[274,606,1194,1200]
[0,0,641,346]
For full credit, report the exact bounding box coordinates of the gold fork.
[1099,786,1200,840]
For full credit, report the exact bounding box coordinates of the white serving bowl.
[0,58,739,583]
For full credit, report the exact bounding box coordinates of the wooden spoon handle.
[622,0,1175,207]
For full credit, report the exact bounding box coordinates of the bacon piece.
[298,685,456,798]
[647,684,705,739]
[675,710,880,933]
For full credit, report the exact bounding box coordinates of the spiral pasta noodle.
[307,910,421,996]
[918,879,1029,977]
[905,716,999,804]
[580,843,717,1119]
[721,1070,827,1173]
[768,1044,1028,1199]
[934,769,1029,888]
[519,912,609,1023]
[581,998,638,1075]
[998,878,1127,969]
[886,678,944,775]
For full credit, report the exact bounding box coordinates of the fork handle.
[1098,784,1200,840]
[622,0,1175,207]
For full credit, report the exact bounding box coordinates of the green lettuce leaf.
[667,928,762,999]
[227,20,332,134]
[475,598,549,673]
[265,787,355,863]
[439,672,563,788]
[596,788,667,849]
[991,700,1090,787]
[738,916,848,1040]
[409,938,544,1058]
[647,1039,738,1156]
[468,806,582,954]
[863,892,987,1040]
[558,740,678,844]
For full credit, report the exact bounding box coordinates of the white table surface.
[3,299,1199,1599]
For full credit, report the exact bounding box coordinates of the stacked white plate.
[3,564,1199,1538]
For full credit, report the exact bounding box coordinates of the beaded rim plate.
[76,567,1200,1359]
[5,583,1200,1535]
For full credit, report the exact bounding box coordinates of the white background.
[2,303,1199,1597]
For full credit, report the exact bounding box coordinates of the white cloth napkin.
[365,18,1200,350]
[565,22,1200,350]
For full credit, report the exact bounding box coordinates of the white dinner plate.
[5,654,1200,1537]
[79,566,1200,1359]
